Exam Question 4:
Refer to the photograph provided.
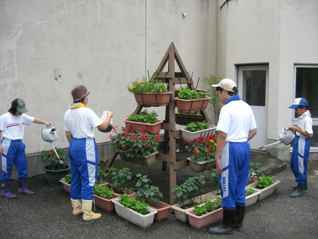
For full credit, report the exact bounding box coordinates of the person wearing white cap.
[64,85,113,221]
[288,97,313,198]
[208,78,257,235]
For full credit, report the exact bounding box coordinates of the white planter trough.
[112,198,157,228]
[171,204,192,223]
[181,127,216,143]
[245,187,261,207]
[257,180,280,201]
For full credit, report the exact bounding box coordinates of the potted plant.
[245,186,261,207]
[134,174,171,222]
[125,111,162,135]
[40,148,69,184]
[175,88,210,113]
[256,175,280,200]
[108,168,135,195]
[187,196,223,229]
[187,136,216,172]
[181,121,216,143]
[59,174,71,193]
[112,194,157,228]
[128,79,172,107]
[172,176,206,222]
[112,132,159,166]
[94,184,119,213]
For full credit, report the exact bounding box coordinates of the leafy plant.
[190,135,216,162]
[128,79,167,94]
[256,176,273,189]
[40,148,68,170]
[185,122,209,132]
[193,197,221,216]
[63,174,71,184]
[175,176,206,207]
[127,111,158,124]
[177,88,208,100]
[112,132,159,161]
[120,194,150,215]
[134,174,162,204]
[94,184,114,199]
[109,168,134,193]
[245,187,256,196]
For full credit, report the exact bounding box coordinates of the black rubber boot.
[233,204,245,229]
[208,208,235,235]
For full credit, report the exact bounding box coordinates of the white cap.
[211,78,237,93]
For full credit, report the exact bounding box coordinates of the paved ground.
[1,164,318,239]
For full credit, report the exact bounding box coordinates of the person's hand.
[215,154,222,175]
[288,125,300,133]
[107,111,113,119]
[45,122,52,127]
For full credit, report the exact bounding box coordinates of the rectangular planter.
[175,97,211,113]
[94,193,119,213]
[181,127,216,143]
[125,120,162,134]
[187,208,223,229]
[151,201,172,222]
[245,187,261,207]
[257,180,280,201]
[134,92,172,107]
[112,198,157,228]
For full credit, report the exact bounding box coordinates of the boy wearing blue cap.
[288,97,313,198]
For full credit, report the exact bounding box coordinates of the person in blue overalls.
[208,79,257,235]
[288,97,313,198]
[0,98,51,199]
[64,85,113,221]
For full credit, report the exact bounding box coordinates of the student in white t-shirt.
[0,98,51,199]
[288,97,313,198]
[64,85,113,221]
[209,79,257,235]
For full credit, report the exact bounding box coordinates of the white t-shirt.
[216,99,257,142]
[293,111,313,137]
[64,107,103,139]
[0,112,34,140]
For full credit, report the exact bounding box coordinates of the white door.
[238,65,268,148]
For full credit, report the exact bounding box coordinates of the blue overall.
[0,138,28,182]
[220,142,250,209]
[69,138,99,200]
[291,135,310,187]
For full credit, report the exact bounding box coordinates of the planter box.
[125,120,162,135]
[112,198,157,228]
[187,208,223,229]
[175,97,210,113]
[94,193,119,213]
[134,92,172,107]
[151,201,172,222]
[245,187,261,207]
[187,158,215,172]
[257,180,280,201]
[181,127,216,143]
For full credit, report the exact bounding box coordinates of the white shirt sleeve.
[216,107,231,134]
[22,114,34,126]
[0,115,5,131]
[87,109,103,128]
[304,117,313,135]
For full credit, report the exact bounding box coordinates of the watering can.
[258,128,295,150]
[41,127,64,164]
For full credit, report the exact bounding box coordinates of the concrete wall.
[217,0,318,140]
[0,0,217,155]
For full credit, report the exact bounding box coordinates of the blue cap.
[289,97,309,109]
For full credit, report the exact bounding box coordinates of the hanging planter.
[175,88,210,113]
[128,80,171,107]
[125,111,162,135]
[181,122,216,143]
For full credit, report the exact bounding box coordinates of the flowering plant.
[190,135,216,162]
[112,129,159,161]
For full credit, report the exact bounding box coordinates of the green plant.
[175,176,206,207]
[63,174,71,184]
[190,135,216,162]
[40,148,68,170]
[193,197,221,216]
[112,132,159,161]
[127,111,158,124]
[120,194,150,215]
[246,187,256,196]
[185,122,209,132]
[109,168,134,193]
[256,176,273,189]
[177,88,208,100]
[128,79,167,94]
[94,184,114,199]
[134,174,162,204]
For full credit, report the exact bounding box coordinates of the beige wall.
[217,0,318,141]
[0,0,217,153]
